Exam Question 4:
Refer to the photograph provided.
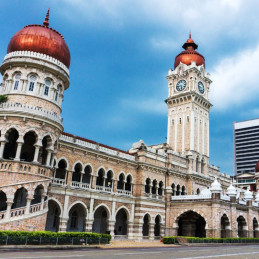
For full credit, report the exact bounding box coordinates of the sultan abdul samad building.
[0,11,259,239]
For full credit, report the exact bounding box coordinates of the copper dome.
[255,160,259,172]
[7,10,71,68]
[174,33,205,69]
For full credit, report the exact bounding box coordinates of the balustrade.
[171,194,212,200]
[70,181,90,189]
[0,160,52,178]
[117,189,132,196]
[52,178,66,186]
[0,200,47,222]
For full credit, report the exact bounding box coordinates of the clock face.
[176,79,187,92]
[198,81,205,94]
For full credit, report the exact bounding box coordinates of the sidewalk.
[0,240,178,250]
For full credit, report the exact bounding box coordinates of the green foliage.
[163,236,259,244]
[0,95,7,104]
[0,231,111,245]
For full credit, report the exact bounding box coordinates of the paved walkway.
[103,240,178,248]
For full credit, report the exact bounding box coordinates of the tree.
[0,95,7,104]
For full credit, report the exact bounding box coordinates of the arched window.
[96,169,105,187]
[44,79,51,96]
[176,184,181,196]
[55,159,67,179]
[117,173,125,190]
[145,178,151,193]
[181,186,186,195]
[105,170,113,188]
[13,73,21,90]
[158,181,163,196]
[28,75,37,92]
[55,85,61,102]
[152,180,157,195]
[197,188,200,195]
[72,163,82,182]
[82,165,92,184]
[125,175,132,192]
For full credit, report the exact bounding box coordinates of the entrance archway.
[3,128,19,160]
[67,203,87,232]
[221,214,231,238]
[142,214,150,237]
[12,187,27,209]
[253,218,259,238]
[115,208,128,236]
[45,200,61,232]
[92,206,109,234]
[0,191,7,212]
[177,211,206,237]
[154,215,161,237]
[20,131,37,162]
[237,216,248,237]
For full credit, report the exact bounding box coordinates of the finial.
[189,30,191,39]
[43,8,50,28]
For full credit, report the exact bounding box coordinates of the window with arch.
[44,79,51,96]
[13,73,21,90]
[28,75,37,92]
[55,85,61,102]
[145,178,151,193]
[171,183,175,196]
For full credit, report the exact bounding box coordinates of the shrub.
[163,236,259,244]
[0,231,111,245]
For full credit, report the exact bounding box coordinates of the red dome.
[255,160,259,172]
[7,10,70,68]
[174,33,205,69]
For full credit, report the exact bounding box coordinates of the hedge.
[0,231,111,245]
[163,236,259,244]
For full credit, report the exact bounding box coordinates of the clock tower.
[166,34,212,174]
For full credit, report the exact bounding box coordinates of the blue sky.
[1,0,259,175]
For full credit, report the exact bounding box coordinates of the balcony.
[0,160,53,180]
[71,181,90,190]
[0,102,62,124]
[0,200,47,223]
[117,189,132,196]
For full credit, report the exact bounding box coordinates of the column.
[66,171,72,186]
[40,195,47,211]
[45,148,53,166]
[5,201,13,219]
[86,198,94,232]
[149,223,155,240]
[0,141,6,159]
[103,176,106,190]
[91,175,96,189]
[14,142,23,161]
[155,186,159,199]
[25,197,33,215]
[108,220,115,237]
[149,183,152,198]
[190,110,195,150]
[33,145,41,163]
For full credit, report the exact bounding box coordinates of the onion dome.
[244,189,253,201]
[255,160,259,172]
[255,192,259,203]
[7,9,70,68]
[200,188,211,196]
[210,177,222,193]
[226,183,237,197]
[174,33,205,69]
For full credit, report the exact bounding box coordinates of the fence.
[0,235,109,246]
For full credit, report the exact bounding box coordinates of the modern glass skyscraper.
[234,119,259,175]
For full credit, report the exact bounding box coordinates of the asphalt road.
[0,245,259,259]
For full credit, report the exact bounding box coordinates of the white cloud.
[211,45,259,110]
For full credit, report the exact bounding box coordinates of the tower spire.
[189,30,191,39]
[43,8,50,28]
